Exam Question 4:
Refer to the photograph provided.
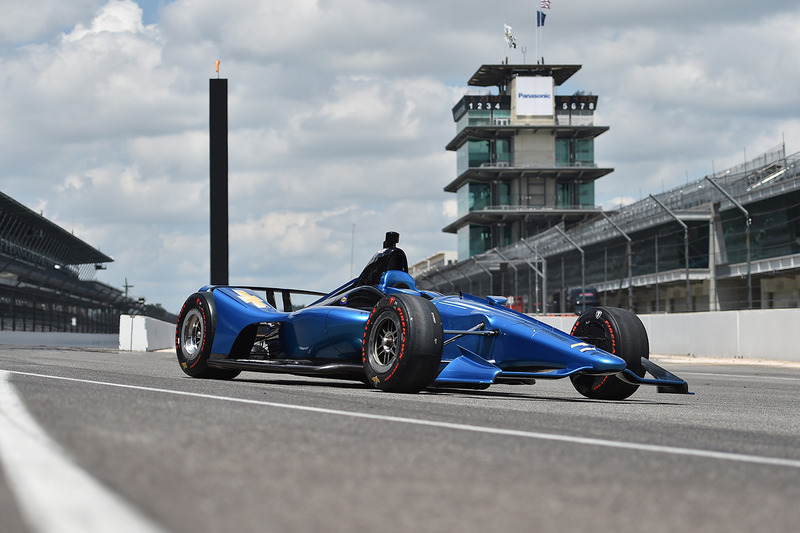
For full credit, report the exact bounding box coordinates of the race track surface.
[1,347,799,533]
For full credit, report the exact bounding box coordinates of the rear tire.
[569,307,648,400]
[362,294,443,393]
[175,293,241,380]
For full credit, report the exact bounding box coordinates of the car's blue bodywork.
[188,234,690,395]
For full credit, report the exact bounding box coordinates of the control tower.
[443,64,612,260]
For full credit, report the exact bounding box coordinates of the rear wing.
[205,285,327,312]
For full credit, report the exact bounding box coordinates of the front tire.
[362,294,443,393]
[569,307,648,400]
[175,293,241,380]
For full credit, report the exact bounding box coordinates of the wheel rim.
[578,324,612,353]
[369,312,400,373]
[181,308,204,361]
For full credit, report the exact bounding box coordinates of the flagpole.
[539,11,544,63]
[537,1,550,64]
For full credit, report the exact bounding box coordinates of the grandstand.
[415,143,800,313]
[0,191,172,333]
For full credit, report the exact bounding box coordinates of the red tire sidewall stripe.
[383,305,406,382]
[573,313,617,391]
[188,298,207,369]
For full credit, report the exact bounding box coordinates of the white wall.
[536,309,799,362]
[2,310,795,361]
[0,331,117,348]
[640,309,799,361]
[119,315,175,352]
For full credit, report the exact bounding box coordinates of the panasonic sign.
[515,76,554,117]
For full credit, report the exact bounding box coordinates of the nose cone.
[589,352,627,374]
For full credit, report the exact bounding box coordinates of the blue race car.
[175,232,690,399]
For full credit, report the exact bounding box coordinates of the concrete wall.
[118,315,175,352]
[536,309,799,362]
[2,310,795,362]
[0,315,174,351]
[0,331,118,348]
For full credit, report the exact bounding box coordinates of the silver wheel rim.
[370,313,400,373]
[181,308,204,361]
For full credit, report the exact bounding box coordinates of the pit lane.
[1,347,799,533]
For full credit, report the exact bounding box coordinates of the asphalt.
[1,347,799,533]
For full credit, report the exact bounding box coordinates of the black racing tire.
[362,294,443,393]
[175,293,241,380]
[569,307,648,400]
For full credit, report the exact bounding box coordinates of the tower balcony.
[446,124,609,152]
[444,164,613,193]
[442,204,605,234]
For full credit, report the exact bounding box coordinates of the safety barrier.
[536,309,800,362]
[0,331,117,348]
[2,311,796,361]
[118,315,176,352]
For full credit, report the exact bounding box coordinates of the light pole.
[704,176,752,309]
[554,226,585,311]
[601,212,633,310]
[649,195,691,312]
[520,239,547,314]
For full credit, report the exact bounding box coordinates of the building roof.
[467,64,582,87]
[0,190,113,265]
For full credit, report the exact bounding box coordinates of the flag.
[540,0,551,8]
[504,24,517,48]
[537,11,546,27]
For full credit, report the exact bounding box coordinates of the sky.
[2,0,800,314]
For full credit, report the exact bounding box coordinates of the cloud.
[2,0,800,313]
[0,0,102,44]
[64,0,145,39]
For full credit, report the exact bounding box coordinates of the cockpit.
[311,232,436,310]
[357,231,409,286]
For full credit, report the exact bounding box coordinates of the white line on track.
[682,371,800,382]
[5,369,800,473]
[0,370,167,533]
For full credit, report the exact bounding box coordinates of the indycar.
[176,232,691,399]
